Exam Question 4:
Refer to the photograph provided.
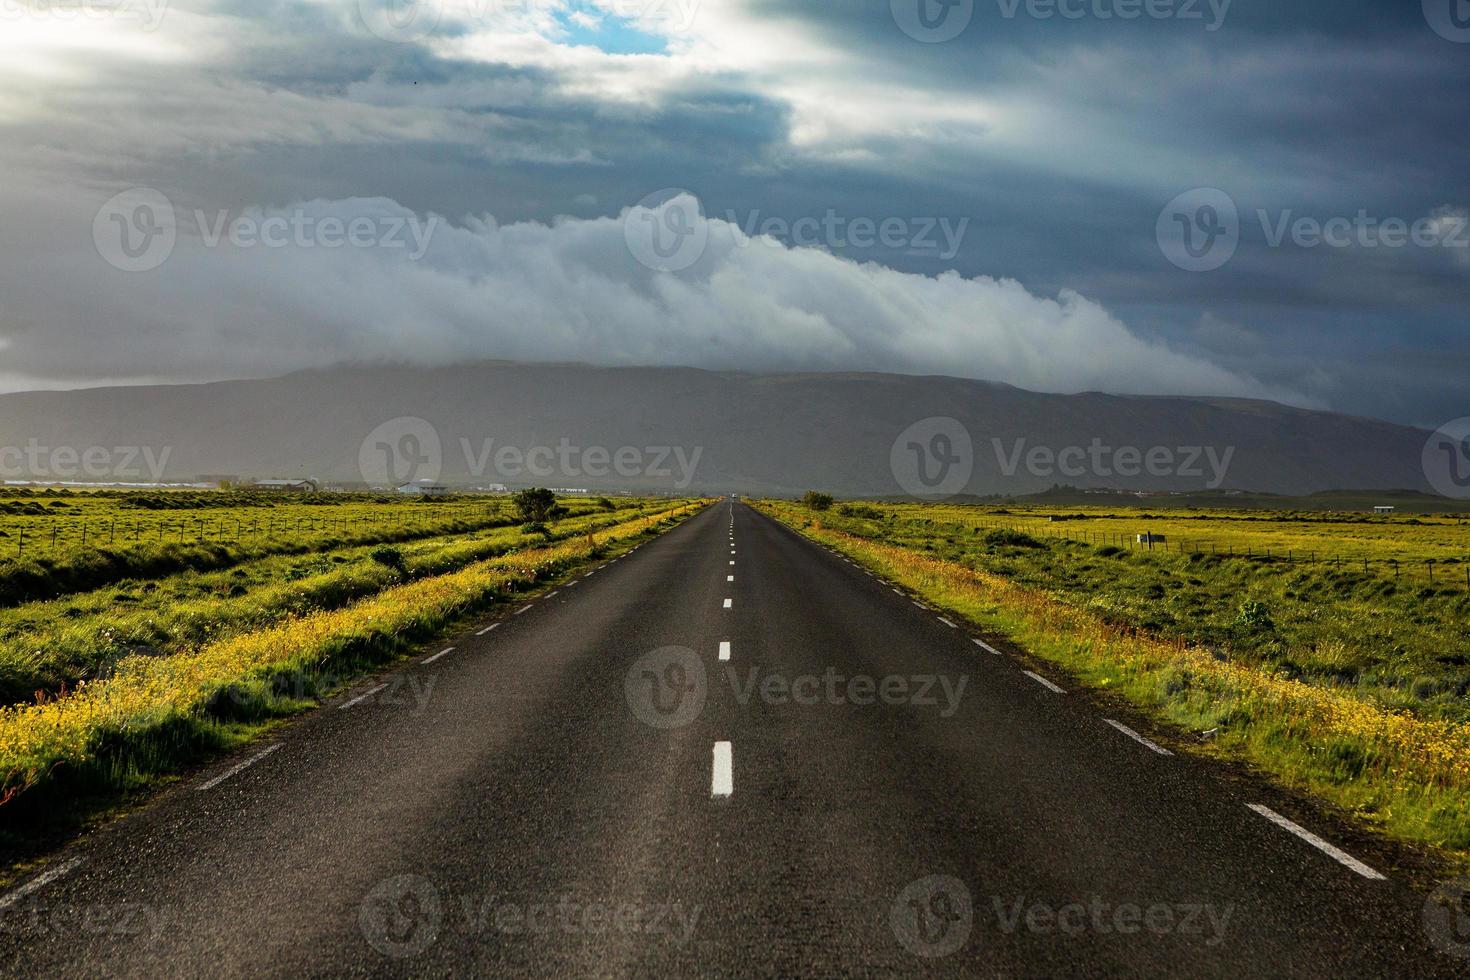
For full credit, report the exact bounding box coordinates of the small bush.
[983,529,1044,549]
[802,491,834,511]
[369,547,407,576]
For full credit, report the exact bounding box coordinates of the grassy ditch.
[757,500,1470,862]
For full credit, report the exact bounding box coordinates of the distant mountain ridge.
[0,362,1436,497]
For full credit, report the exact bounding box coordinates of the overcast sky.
[1,0,1466,426]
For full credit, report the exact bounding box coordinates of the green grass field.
[760,497,1470,860]
[0,489,706,844]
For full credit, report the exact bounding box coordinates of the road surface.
[1,501,1464,977]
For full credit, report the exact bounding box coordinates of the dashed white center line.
[971,638,1003,656]
[719,641,731,661]
[546,591,560,598]
[476,623,500,636]
[1023,671,1066,694]
[0,859,84,911]
[912,601,927,609]
[937,617,957,629]
[727,575,735,582]
[712,741,733,798]
[514,604,533,615]
[891,588,902,595]
[566,580,578,587]
[729,560,735,565]
[1104,719,1173,756]
[340,684,388,709]
[423,646,455,664]
[197,744,282,791]
[1246,805,1386,880]
[723,598,733,609]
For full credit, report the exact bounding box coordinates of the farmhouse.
[396,480,450,496]
[252,479,319,493]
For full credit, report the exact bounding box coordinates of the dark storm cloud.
[0,0,1464,424]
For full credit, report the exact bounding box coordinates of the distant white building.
[1373,505,1395,514]
[253,479,319,493]
[396,480,449,496]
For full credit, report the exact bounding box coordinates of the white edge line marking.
[892,588,902,595]
[423,646,455,664]
[0,859,84,911]
[514,604,533,615]
[912,601,927,609]
[972,638,1003,656]
[723,598,733,609]
[1246,805,1386,880]
[546,591,560,598]
[712,741,733,797]
[197,744,282,791]
[719,641,731,662]
[1104,719,1173,756]
[1023,671,1066,694]
[937,617,957,629]
[340,683,388,709]
[566,580,578,587]
[476,623,500,635]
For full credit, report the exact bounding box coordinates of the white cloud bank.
[0,188,1307,405]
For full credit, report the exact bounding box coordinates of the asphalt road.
[1,501,1465,977]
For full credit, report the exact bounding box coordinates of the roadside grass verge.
[758,501,1470,862]
[0,502,704,845]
